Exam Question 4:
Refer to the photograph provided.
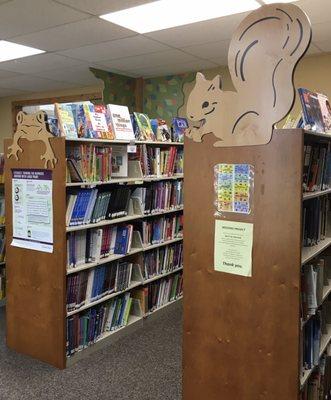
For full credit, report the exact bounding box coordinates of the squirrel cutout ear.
[212,75,222,90]
[196,72,206,83]
[16,111,24,125]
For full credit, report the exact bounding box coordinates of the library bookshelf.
[183,129,331,400]
[0,179,5,307]
[5,136,184,369]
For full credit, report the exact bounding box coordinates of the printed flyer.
[214,220,253,277]
[11,169,53,253]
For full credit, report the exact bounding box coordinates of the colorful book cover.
[55,103,78,139]
[317,93,331,133]
[151,118,171,142]
[171,117,188,143]
[114,226,129,254]
[298,88,325,133]
[94,104,115,139]
[111,145,128,177]
[134,112,155,141]
[107,104,135,140]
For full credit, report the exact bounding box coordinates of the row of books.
[303,143,331,192]
[67,214,183,269]
[67,224,136,268]
[0,268,5,300]
[40,101,187,142]
[302,197,328,247]
[66,272,183,356]
[0,196,4,225]
[142,272,183,314]
[301,257,331,321]
[66,182,183,228]
[140,215,183,246]
[66,292,135,356]
[298,88,331,133]
[67,261,134,311]
[131,144,183,177]
[66,187,133,227]
[301,302,331,373]
[0,231,5,263]
[143,243,183,280]
[301,354,331,399]
[133,181,183,214]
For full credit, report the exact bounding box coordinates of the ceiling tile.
[305,42,323,55]
[0,75,79,92]
[297,0,331,25]
[0,87,30,98]
[313,40,331,53]
[182,40,229,61]
[58,35,171,62]
[0,69,22,79]
[34,65,104,85]
[11,17,136,52]
[0,0,89,39]
[99,49,199,71]
[126,60,218,78]
[55,0,156,15]
[0,54,83,74]
[146,12,249,48]
[311,21,331,43]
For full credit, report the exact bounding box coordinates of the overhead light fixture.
[0,41,44,63]
[262,0,299,3]
[100,0,261,34]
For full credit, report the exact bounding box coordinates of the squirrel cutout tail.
[185,3,311,147]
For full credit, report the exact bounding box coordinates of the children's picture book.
[94,104,115,139]
[298,88,325,133]
[55,103,78,139]
[133,112,155,141]
[150,119,171,142]
[107,104,135,141]
[171,117,188,142]
[111,145,128,177]
[317,93,331,133]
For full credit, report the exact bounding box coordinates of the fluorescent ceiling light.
[262,0,299,3]
[100,0,261,33]
[0,41,44,63]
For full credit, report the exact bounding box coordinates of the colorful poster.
[214,220,253,277]
[214,164,253,215]
[11,169,53,253]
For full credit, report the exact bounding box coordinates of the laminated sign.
[11,168,53,253]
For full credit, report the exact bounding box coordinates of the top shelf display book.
[5,109,184,369]
[25,102,187,144]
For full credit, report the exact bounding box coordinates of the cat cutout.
[7,111,57,168]
[186,3,311,147]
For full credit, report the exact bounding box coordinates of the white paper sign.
[12,169,53,253]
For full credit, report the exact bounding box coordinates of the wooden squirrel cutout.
[186,3,312,147]
[7,111,58,168]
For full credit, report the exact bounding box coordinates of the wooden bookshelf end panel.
[183,129,303,400]
[5,137,67,369]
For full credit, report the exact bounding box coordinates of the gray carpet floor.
[0,303,182,400]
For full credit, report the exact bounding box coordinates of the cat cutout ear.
[196,72,206,83]
[212,75,222,90]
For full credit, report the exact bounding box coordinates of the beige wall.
[0,52,330,151]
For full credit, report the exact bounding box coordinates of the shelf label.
[214,220,253,277]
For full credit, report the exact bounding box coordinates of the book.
[107,104,135,140]
[55,103,78,139]
[317,93,331,133]
[150,119,172,142]
[171,117,188,142]
[298,88,325,133]
[94,104,115,139]
[111,145,128,178]
[133,112,155,141]
[302,197,328,246]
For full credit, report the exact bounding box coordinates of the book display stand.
[5,115,184,369]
